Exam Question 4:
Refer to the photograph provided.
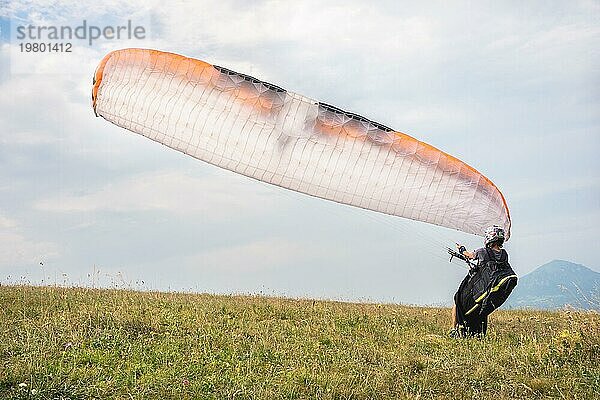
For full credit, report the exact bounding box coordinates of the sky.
[0,1,598,305]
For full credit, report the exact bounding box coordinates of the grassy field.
[1,286,598,399]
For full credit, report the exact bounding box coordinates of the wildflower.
[182,378,190,386]
[18,382,27,388]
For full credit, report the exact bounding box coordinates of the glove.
[457,244,467,255]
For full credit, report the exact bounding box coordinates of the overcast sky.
[1,1,598,305]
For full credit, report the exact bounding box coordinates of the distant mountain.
[504,260,600,310]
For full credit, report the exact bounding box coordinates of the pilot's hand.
[456,244,467,254]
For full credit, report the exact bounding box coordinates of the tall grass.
[1,285,598,399]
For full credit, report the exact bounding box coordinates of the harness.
[453,248,518,336]
[464,248,518,316]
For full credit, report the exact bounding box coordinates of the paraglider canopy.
[92,48,510,239]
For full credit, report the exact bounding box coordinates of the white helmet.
[484,225,505,247]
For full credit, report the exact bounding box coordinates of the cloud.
[0,213,17,228]
[0,232,59,267]
[184,238,304,273]
[155,2,435,55]
[33,169,280,218]
[1,0,155,23]
[0,73,69,141]
[0,211,59,268]
[1,1,599,299]
[509,177,600,201]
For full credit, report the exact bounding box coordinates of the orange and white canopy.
[93,48,511,239]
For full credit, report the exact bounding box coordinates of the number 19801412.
[19,42,72,52]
